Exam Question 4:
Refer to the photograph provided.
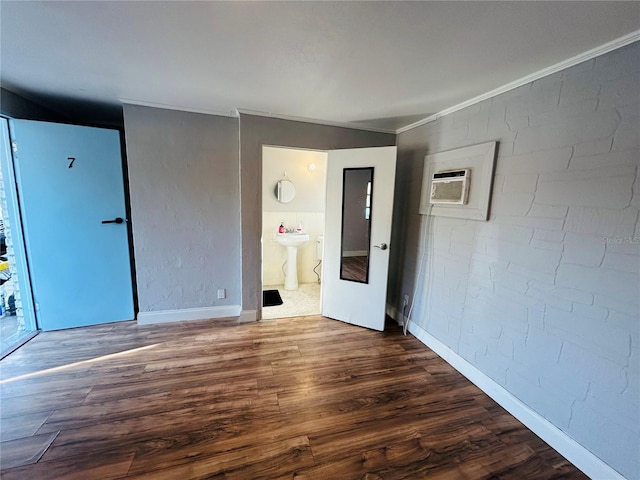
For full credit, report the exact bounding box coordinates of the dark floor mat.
[263,289,283,307]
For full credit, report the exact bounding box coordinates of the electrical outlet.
[217,288,226,300]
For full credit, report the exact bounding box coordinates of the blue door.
[10,120,134,330]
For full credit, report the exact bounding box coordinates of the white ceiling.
[1,1,639,131]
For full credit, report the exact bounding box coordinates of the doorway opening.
[0,198,21,353]
[261,146,327,320]
[0,118,37,357]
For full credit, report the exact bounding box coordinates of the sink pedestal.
[275,232,309,291]
[284,246,299,290]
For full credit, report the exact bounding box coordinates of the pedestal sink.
[276,232,310,290]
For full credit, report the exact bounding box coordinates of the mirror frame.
[275,179,296,203]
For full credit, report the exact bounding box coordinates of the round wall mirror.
[275,179,296,203]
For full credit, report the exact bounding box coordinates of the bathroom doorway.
[261,146,327,319]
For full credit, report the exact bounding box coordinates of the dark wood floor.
[0,316,586,479]
[1,314,22,358]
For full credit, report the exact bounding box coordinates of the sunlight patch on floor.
[0,344,158,384]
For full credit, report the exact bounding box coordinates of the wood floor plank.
[0,365,147,399]
[0,431,58,469]
[0,316,588,479]
[125,436,313,480]
[39,394,281,462]
[257,361,435,397]
[275,366,432,409]
[0,410,52,442]
[307,399,491,461]
[141,344,300,373]
[0,451,135,480]
[125,413,305,475]
[37,379,260,434]
[0,387,92,419]
[79,364,273,405]
[293,431,490,480]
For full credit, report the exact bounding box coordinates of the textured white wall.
[262,147,327,214]
[393,42,639,479]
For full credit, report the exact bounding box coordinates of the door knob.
[374,243,388,251]
[101,217,125,224]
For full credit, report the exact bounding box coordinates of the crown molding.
[237,109,396,135]
[396,30,640,134]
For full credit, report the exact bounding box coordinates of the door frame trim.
[1,118,38,331]
[260,144,328,320]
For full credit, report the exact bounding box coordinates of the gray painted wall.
[239,113,395,314]
[123,105,240,312]
[392,42,639,479]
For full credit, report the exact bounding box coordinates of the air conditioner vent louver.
[430,169,470,205]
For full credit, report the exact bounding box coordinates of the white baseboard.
[405,320,625,480]
[385,304,405,326]
[239,309,258,323]
[137,305,241,325]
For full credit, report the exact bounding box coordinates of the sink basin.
[275,232,309,290]
[276,232,310,247]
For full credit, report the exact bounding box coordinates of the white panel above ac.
[419,141,497,221]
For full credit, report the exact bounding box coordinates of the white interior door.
[322,146,396,331]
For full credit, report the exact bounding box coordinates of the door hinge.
[11,142,18,153]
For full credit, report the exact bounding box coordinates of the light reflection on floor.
[0,343,159,384]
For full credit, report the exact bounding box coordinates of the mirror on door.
[340,167,373,283]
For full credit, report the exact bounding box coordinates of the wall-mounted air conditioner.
[419,142,496,220]
[430,169,470,205]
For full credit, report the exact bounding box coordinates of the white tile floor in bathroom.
[262,282,321,320]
